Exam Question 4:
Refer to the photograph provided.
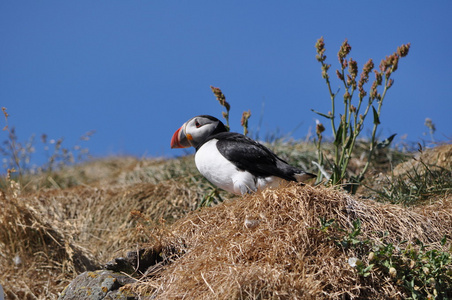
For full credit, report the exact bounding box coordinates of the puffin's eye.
[195,120,201,128]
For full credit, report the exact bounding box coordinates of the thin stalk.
[339,95,369,180]
[358,76,391,180]
[322,61,337,136]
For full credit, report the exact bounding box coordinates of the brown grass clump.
[132,183,451,299]
[0,173,200,299]
[393,143,452,177]
[1,147,450,299]
[0,190,98,299]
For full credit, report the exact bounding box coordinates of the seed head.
[338,39,352,69]
[343,90,351,102]
[348,59,358,90]
[315,37,327,62]
[210,86,230,111]
[241,110,251,136]
[379,55,391,73]
[2,107,8,130]
[322,64,331,79]
[370,81,378,99]
[391,54,399,72]
[374,70,382,86]
[387,78,394,89]
[397,43,411,57]
[316,122,325,135]
[341,58,348,70]
[362,59,374,75]
[2,107,8,119]
[385,69,391,80]
[346,74,352,87]
[380,54,400,78]
[359,88,367,99]
[348,59,358,80]
[358,59,374,98]
[241,110,251,126]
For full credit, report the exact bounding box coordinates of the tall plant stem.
[321,62,337,137]
[358,77,391,181]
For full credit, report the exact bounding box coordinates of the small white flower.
[348,257,358,268]
[13,254,21,266]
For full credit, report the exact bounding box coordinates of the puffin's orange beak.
[170,126,193,148]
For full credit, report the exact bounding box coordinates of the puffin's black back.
[207,132,303,181]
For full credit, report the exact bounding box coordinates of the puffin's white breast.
[195,139,239,194]
[195,139,284,195]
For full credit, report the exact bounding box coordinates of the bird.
[170,115,316,195]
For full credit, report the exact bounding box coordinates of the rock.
[58,270,137,300]
[60,246,170,299]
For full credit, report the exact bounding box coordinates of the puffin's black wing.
[211,132,301,181]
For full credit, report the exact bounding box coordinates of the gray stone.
[58,270,137,300]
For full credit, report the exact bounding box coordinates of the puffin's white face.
[171,116,222,149]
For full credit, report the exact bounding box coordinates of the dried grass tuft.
[0,177,200,298]
[132,183,451,299]
[1,152,450,299]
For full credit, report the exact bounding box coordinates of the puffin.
[170,115,316,195]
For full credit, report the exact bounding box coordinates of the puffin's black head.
[170,115,228,149]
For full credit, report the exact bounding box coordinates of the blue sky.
[1,1,451,167]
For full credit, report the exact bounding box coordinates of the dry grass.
[0,158,203,299]
[131,183,451,299]
[0,144,451,299]
[393,144,452,176]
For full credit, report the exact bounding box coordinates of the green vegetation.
[317,217,452,299]
[371,162,452,205]
[313,38,411,191]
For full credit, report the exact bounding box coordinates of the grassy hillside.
[0,141,451,299]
